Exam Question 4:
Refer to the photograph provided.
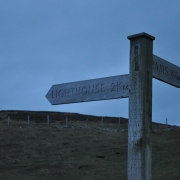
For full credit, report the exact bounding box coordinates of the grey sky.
[1,1,180,125]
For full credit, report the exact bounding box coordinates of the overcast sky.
[1,1,180,125]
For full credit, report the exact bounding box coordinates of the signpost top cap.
[127,32,155,40]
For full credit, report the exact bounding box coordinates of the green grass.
[0,121,180,180]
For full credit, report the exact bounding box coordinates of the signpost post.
[46,32,180,180]
[127,33,154,180]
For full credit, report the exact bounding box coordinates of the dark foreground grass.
[0,121,180,180]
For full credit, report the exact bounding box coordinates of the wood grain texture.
[153,55,180,88]
[45,32,180,180]
[46,54,180,105]
[46,74,129,105]
[128,33,154,180]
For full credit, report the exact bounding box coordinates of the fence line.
[3,115,126,131]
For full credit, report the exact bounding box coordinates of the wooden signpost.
[46,32,180,180]
[127,33,154,180]
[153,55,180,88]
[46,56,180,105]
[46,74,129,105]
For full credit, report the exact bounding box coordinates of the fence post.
[47,115,50,125]
[128,33,154,180]
[28,116,30,127]
[118,117,121,130]
[85,119,88,128]
[166,118,168,130]
[8,116,10,127]
[101,117,104,128]
[66,116,68,127]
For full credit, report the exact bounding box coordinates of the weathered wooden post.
[166,118,168,130]
[47,115,50,125]
[8,116,10,127]
[101,117,104,128]
[28,115,30,127]
[127,33,155,180]
[45,31,180,179]
[66,116,68,127]
[85,119,88,128]
[118,117,121,130]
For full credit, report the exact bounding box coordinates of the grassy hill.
[0,110,180,180]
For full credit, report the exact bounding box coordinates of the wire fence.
[1,115,128,132]
[1,114,177,132]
